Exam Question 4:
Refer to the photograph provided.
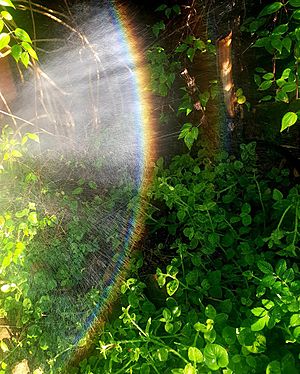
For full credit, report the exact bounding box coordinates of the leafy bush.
[78,143,300,374]
[0,127,136,373]
[242,0,300,131]
[0,0,38,66]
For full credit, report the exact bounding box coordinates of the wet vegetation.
[0,0,300,373]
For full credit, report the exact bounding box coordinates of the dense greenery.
[78,143,300,374]
[0,127,136,373]
[0,0,300,373]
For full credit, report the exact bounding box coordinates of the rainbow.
[62,0,155,367]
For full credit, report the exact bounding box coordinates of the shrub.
[78,143,300,374]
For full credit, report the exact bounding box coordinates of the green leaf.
[257,260,273,274]
[251,307,267,317]
[266,361,281,374]
[11,149,22,158]
[237,95,246,104]
[205,304,217,319]
[187,47,195,61]
[204,344,229,371]
[251,315,269,331]
[0,20,3,33]
[290,314,300,327]
[21,41,38,60]
[28,211,38,225]
[282,37,292,52]
[166,279,179,296]
[258,80,272,91]
[0,0,15,8]
[157,348,169,361]
[0,32,10,50]
[72,187,83,195]
[292,9,300,19]
[273,23,288,34]
[14,28,32,42]
[21,51,29,67]
[271,38,282,53]
[282,82,297,93]
[188,347,204,363]
[258,2,283,17]
[222,326,236,344]
[273,189,283,200]
[11,44,22,61]
[27,133,39,142]
[290,0,300,6]
[1,10,13,20]
[280,111,298,131]
[275,259,287,276]
[263,72,274,80]
[183,363,196,374]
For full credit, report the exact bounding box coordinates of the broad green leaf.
[188,347,203,363]
[258,2,283,17]
[290,0,300,6]
[257,260,273,274]
[266,361,281,374]
[282,37,292,52]
[204,344,229,371]
[237,95,246,104]
[11,44,22,61]
[21,41,38,60]
[222,326,236,344]
[11,149,22,158]
[157,348,169,361]
[251,315,269,331]
[0,32,10,50]
[271,38,282,53]
[258,80,272,91]
[273,189,283,200]
[14,28,32,42]
[183,363,196,374]
[0,0,15,8]
[282,82,297,93]
[1,10,12,20]
[292,9,300,19]
[205,304,216,319]
[263,72,274,80]
[166,279,179,296]
[251,307,267,317]
[273,23,288,34]
[72,187,83,195]
[280,111,298,131]
[187,47,195,61]
[27,133,39,142]
[21,51,29,67]
[290,314,300,327]
[275,259,287,276]
[0,20,3,33]
[0,341,8,353]
[28,212,38,225]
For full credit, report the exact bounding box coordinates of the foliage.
[147,4,217,151]
[78,143,300,373]
[0,127,136,373]
[0,0,37,66]
[242,0,300,131]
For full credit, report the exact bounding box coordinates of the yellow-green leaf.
[281,111,298,131]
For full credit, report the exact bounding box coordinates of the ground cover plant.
[78,143,300,373]
[0,127,137,373]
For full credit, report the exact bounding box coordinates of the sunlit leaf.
[0,32,10,50]
[258,2,283,18]
[280,111,298,131]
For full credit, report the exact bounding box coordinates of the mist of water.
[2,2,150,370]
